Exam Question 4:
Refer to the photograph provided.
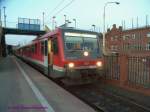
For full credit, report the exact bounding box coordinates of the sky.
[0,0,150,45]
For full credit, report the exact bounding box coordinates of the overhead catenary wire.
[45,0,76,28]
[45,0,65,21]
[52,0,75,17]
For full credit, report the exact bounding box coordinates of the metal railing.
[104,55,120,80]
[104,55,150,88]
[128,56,150,88]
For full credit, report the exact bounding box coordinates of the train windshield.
[64,32,101,59]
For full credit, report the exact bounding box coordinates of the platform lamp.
[92,24,96,31]
[3,6,6,27]
[42,12,45,30]
[64,14,67,24]
[52,16,56,30]
[103,1,120,54]
[73,19,76,28]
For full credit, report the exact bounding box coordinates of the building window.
[135,33,141,40]
[122,43,130,51]
[111,37,114,41]
[111,45,118,51]
[123,35,130,40]
[146,42,150,50]
[115,36,118,40]
[131,34,136,39]
[111,45,114,50]
[147,32,150,37]
[111,36,118,41]
[111,36,115,41]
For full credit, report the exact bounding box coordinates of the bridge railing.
[1,20,44,31]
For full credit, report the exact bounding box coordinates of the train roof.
[17,27,103,49]
[60,27,100,34]
[38,27,102,40]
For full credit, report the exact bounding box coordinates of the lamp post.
[55,21,57,28]
[0,8,1,26]
[92,24,96,31]
[52,16,56,30]
[3,6,6,27]
[42,12,45,30]
[103,1,120,53]
[64,14,67,24]
[73,18,76,28]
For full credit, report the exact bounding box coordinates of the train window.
[65,36,83,50]
[35,44,37,54]
[45,40,47,56]
[29,46,32,53]
[84,37,98,51]
[31,45,35,53]
[41,41,45,55]
[52,38,58,54]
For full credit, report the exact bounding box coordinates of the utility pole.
[146,15,148,27]
[123,20,125,30]
[92,24,96,31]
[42,12,45,30]
[0,8,1,25]
[64,14,66,24]
[52,16,56,30]
[73,18,76,28]
[136,16,138,28]
[55,21,57,28]
[121,20,123,30]
[3,6,6,27]
[132,18,133,29]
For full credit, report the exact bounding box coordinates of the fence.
[128,57,150,88]
[104,55,120,80]
[18,18,41,31]
[104,55,150,89]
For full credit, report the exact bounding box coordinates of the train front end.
[62,28,103,84]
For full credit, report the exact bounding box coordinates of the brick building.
[105,24,150,55]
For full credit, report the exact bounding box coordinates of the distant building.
[105,24,150,55]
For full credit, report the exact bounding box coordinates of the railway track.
[20,58,150,112]
[30,67,150,112]
[64,83,150,112]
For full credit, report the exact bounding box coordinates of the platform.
[0,56,96,112]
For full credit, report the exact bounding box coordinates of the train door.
[48,36,59,78]
[48,38,53,76]
[41,40,48,74]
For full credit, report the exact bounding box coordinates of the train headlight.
[83,51,89,56]
[68,62,74,68]
[96,61,102,67]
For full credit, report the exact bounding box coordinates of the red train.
[15,27,103,85]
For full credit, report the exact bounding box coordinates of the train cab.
[47,27,103,84]
[15,27,103,85]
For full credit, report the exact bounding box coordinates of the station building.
[105,24,150,55]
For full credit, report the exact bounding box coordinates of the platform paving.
[0,56,96,112]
